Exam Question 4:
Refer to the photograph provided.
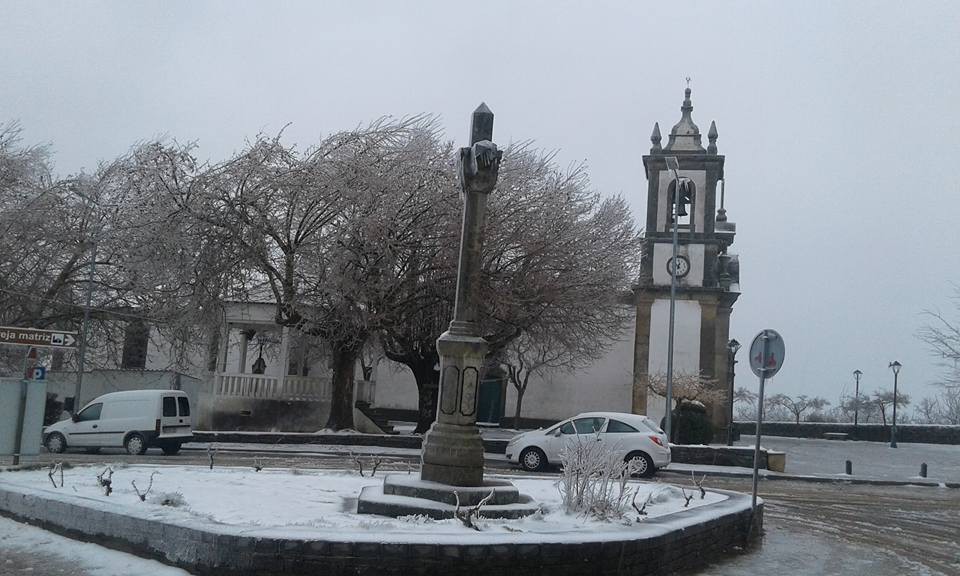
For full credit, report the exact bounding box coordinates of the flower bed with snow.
[0,464,727,542]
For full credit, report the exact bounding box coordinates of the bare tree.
[383,143,641,433]
[767,394,830,424]
[733,386,758,420]
[917,287,960,387]
[839,393,873,423]
[502,327,606,429]
[939,387,960,424]
[646,371,723,411]
[872,389,910,426]
[914,396,941,424]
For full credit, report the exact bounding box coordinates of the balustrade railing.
[214,373,331,402]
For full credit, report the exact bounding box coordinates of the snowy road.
[3,450,958,575]
[704,477,960,576]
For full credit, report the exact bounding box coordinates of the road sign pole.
[12,347,36,466]
[751,334,768,512]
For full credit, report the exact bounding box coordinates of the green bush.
[663,401,714,445]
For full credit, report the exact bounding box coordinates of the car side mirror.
[71,413,79,422]
[553,429,562,437]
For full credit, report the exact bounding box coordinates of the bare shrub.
[453,490,494,531]
[47,462,64,488]
[96,467,114,496]
[131,471,158,502]
[349,452,382,477]
[557,433,639,521]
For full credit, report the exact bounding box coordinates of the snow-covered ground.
[735,435,960,482]
[0,516,191,576]
[0,464,729,542]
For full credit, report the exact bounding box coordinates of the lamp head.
[853,369,862,377]
[889,361,901,375]
[728,338,741,355]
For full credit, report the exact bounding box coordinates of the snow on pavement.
[0,464,730,544]
[736,435,960,481]
[0,516,191,576]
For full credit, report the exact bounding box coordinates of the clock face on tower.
[667,255,690,278]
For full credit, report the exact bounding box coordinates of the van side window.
[77,403,102,422]
[162,397,177,417]
[177,397,190,417]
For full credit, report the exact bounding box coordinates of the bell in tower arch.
[669,178,694,218]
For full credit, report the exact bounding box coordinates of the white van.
[43,390,193,455]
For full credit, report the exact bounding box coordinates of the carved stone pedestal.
[357,474,539,520]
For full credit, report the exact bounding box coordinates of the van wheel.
[161,443,181,456]
[45,433,67,454]
[124,433,147,455]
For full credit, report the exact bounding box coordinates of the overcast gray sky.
[4,1,959,409]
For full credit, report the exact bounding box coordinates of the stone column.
[421,104,502,487]
[218,324,231,374]
[713,304,734,442]
[632,294,655,415]
[238,330,249,373]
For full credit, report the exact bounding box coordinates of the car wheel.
[626,451,655,478]
[124,433,147,455]
[45,432,67,454]
[519,447,547,472]
[161,442,181,456]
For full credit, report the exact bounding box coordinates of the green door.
[477,376,505,425]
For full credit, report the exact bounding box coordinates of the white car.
[43,390,193,456]
[505,411,671,477]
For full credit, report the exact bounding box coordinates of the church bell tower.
[632,87,741,441]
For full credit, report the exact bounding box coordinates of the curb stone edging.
[0,480,762,575]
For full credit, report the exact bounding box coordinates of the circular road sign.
[749,329,785,379]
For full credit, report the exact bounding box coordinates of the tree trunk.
[513,388,525,429]
[411,357,440,434]
[325,341,362,431]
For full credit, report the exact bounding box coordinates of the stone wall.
[669,444,772,469]
[734,421,960,445]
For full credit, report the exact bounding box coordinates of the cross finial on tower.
[686,76,691,89]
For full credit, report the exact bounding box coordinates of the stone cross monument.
[420,103,502,486]
[357,105,536,519]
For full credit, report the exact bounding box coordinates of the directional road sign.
[0,326,78,349]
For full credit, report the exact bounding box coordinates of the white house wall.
[375,310,637,423]
[503,318,635,421]
[645,298,701,426]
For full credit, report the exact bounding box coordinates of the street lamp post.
[663,156,689,443]
[889,361,901,448]
[726,338,741,446]
[853,369,862,427]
